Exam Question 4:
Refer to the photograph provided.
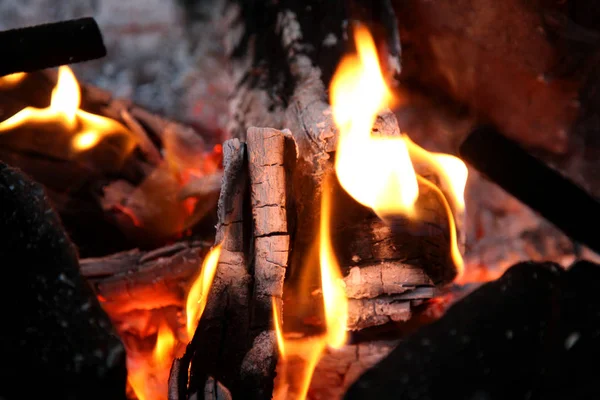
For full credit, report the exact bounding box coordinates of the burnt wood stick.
[459,124,600,255]
[0,18,106,76]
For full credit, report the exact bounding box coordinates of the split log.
[173,136,286,400]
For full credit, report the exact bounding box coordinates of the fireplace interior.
[1,1,600,399]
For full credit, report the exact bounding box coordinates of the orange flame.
[272,179,349,400]
[126,245,221,400]
[0,66,132,153]
[127,323,177,400]
[186,244,222,338]
[330,24,467,278]
[0,72,26,88]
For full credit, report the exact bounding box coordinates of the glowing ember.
[186,244,222,338]
[273,179,349,400]
[0,66,133,154]
[125,244,221,400]
[0,72,26,88]
[330,24,467,277]
[127,323,177,400]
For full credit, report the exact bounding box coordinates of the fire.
[127,245,221,400]
[319,180,348,349]
[0,66,133,153]
[186,244,222,338]
[272,179,348,400]
[0,72,26,88]
[127,323,178,400]
[330,24,467,278]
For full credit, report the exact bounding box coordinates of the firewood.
[80,241,212,315]
[302,340,398,400]
[174,139,253,398]
[0,162,127,399]
[247,127,291,325]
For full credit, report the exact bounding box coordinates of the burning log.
[0,162,127,399]
[80,240,213,316]
[0,68,223,254]
[0,18,106,76]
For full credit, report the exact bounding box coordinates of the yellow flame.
[272,297,286,359]
[330,24,468,278]
[0,72,26,88]
[128,322,177,400]
[186,244,222,339]
[404,136,468,212]
[0,66,133,153]
[272,178,349,400]
[319,180,348,349]
[331,25,418,217]
[153,322,177,366]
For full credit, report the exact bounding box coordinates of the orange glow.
[272,179,349,400]
[0,72,26,88]
[186,244,222,339]
[0,66,133,153]
[127,323,177,400]
[330,24,467,279]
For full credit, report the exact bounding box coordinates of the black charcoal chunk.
[0,163,127,399]
[345,260,600,400]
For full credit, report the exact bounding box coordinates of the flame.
[186,244,222,339]
[319,180,348,349]
[126,245,221,400]
[0,72,26,88]
[330,25,418,217]
[272,297,286,359]
[127,323,177,400]
[0,66,133,153]
[272,179,348,400]
[330,24,467,278]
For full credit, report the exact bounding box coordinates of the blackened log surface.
[0,163,127,399]
[345,260,600,400]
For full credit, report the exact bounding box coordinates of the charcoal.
[0,162,127,399]
[345,260,600,400]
